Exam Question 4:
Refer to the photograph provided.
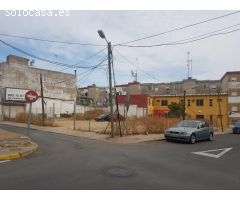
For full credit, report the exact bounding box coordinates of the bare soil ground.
[0,129,21,140]
[53,118,109,133]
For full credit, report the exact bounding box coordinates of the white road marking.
[192,147,233,159]
[0,160,10,164]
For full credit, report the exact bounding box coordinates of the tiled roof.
[221,71,240,80]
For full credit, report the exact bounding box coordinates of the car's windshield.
[176,121,198,128]
[235,122,240,126]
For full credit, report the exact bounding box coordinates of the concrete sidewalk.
[0,121,166,144]
[0,121,231,145]
[0,128,38,161]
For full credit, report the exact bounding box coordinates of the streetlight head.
[98,30,106,39]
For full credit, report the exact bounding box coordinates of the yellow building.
[148,94,229,128]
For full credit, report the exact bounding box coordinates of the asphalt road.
[0,124,240,190]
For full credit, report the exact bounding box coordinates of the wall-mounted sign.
[5,88,29,102]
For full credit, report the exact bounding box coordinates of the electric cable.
[0,39,107,69]
[0,33,105,46]
[115,11,240,46]
[118,27,240,47]
[114,48,161,82]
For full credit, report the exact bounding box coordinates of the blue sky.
[0,10,240,87]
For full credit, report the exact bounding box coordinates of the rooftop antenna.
[131,70,138,81]
[30,59,35,66]
[131,57,138,82]
[187,51,191,79]
[190,59,193,78]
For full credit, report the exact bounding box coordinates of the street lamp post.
[97,30,114,138]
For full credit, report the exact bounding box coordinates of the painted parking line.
[0,160,11,164]
[192,147,233,159]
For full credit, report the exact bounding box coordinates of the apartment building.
[141,78,221,95]
[77,84,108,107]
[148,94,228,128]
[221,71,240,126]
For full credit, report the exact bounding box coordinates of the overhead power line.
[167,23,240,44]
[114,48,161,82]
[118,27,240,48]
[115,11,240,46]
[47,60,108,98]
[0,33,105,46]
[55,47,107,72]
[0,39,107,69]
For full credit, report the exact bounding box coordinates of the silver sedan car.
[164,120,214,144]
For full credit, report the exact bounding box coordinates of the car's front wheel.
[208,133,213,141]
[190,134,196,144]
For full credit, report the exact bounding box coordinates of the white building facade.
[0,55,76,119]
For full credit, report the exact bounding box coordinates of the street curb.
[0,152,21,160]
[19,143,38,157]
[0,143,38,161]
[1,121,230,144]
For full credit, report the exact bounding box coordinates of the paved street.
[0,124,240,189]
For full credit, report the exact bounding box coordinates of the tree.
[168,102,184,118]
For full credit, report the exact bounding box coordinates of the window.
[231,92,238,96]
[196,115,204,119]
[210,115,213,122]
[148,99,153,106]
[202,122,209,128]
[165,87,170,94]
[231,77,237,82]
[232,106,238,112]
[187,99,191,107]
[209,85,217,90]
[161,100,168,106]
[148,85,153,91]
[209,99,213,107]
[196,99,204,106]
[154,87,159,92]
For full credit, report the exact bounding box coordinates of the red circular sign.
[25,90,39,103]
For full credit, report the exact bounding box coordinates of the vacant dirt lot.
[0,129,21,140]
[53,117,180,135]
[53,118,109,133]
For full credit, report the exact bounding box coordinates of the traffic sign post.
[27,102,32,135]
[25,90,38,135]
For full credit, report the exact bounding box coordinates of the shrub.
[10,112,55,127]
[126,116,180,135]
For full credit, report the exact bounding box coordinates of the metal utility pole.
[217,91,224,132]
[40,74,45,125]
[190,59,193,78]
[27,103,32,135]
[107,42,114,138]
[53,102,55,124]
[183,90,186,120]
[73,70,77,130]
[112,53,122,137]
[98,30,114,138]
